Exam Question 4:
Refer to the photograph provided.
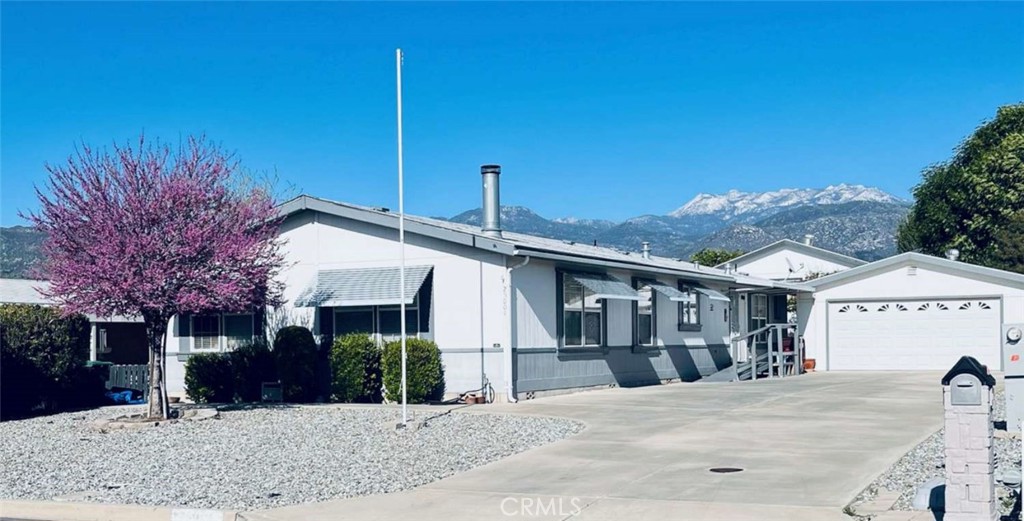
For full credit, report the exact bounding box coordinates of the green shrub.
[230,340,276,402]
[0,304,92,418]
[184,353,233,403]
[272,326,318,402]
[329,333,382,403]
[382,338,445,404]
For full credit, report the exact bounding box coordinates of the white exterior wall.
[804,263,1024,370]
[280,211,509,395]
[735,249,856,281]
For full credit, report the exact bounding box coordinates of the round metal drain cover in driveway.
[709,467,744,473]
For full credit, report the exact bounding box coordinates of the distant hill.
[448,186,910,261]
[0,226,45,278]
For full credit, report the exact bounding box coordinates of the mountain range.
[0,185,910,279]
[447,184,909,261]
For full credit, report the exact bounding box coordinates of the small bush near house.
[230,340,276,402]
[184,353,234,403]
[382,338,445,404]
[0,304,93,419]
[272,326,318,402]
[329,333,382,403]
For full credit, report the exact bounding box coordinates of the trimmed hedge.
[329,333,382,403]
[230,340,276,402]
[382,338,445,404]
[273,326,318,402]
[184,353,233,403]
[0,304,95,419]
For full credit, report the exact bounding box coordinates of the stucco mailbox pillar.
[942,355,997,521]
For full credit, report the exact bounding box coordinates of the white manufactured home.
[161,166,810,399]
[155,165,1024,400]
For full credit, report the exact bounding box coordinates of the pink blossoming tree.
[27,136,284,419]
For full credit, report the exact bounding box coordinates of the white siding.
[735,248,856,280]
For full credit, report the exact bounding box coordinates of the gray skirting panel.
[514,344,731,393]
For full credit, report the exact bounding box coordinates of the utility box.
[1004,323,1024,433]
[942,356,997,521]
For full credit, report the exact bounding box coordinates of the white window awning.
[645,281,693,302]
[567,272,641,301]
[694,285,730,303]
[294,265,433,307]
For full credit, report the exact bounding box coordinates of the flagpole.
[396,48,408,427]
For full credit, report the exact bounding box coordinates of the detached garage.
[798,253,1024,372]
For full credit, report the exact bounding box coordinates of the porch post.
[89,322,98,362]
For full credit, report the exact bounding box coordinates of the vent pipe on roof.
[481,164,502,238]
[723,263,734,274]
[946,248,960,261]
[641,242,651,259]
[803,234,814,246]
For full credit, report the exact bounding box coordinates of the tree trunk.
[144,314,170,419]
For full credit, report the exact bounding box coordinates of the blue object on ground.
[104,390,145,405]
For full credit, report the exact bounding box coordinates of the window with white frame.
[562,273,602,347]
[676,283,701,330]
[634,281,655,346]
[192,313,255,351]
[192,314,221,351]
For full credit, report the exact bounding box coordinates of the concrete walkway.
[242,372,944,521]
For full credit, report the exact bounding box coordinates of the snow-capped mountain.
[669,184,903,221]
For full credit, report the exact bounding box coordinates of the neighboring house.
[163,166,811,400]
[0,278,148,365]
[718,238,867,281]
[798,252,1024,371]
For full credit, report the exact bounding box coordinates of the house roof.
[807,252,1024,290]
[0,278,143,322]
[277,195,813,293]
[0,278,51,305]
[717,239,868,271]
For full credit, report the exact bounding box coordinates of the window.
[677,283,701,331]
[750,293,768,342]
[333,301,420,342]
[335,307,375,336]
[378,306,419,338]
[191,313,255,351]
[223,314,254,349]
[192,315,221,351]
[634,281,655,346]
[562,273,602,347]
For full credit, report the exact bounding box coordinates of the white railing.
[730,323,802,381]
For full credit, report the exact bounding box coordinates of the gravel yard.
[853,389,1021,517]
[0,405,584,510]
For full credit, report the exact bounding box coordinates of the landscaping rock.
[0,405,583,510]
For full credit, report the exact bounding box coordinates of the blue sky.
[2,2,1022,225]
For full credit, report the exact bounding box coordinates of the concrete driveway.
[244,372,943,521]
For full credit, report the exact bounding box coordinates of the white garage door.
[827,298,1001,371]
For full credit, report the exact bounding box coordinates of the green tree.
[992,210,1024,273]
[897,103,1024,269]
[690,248,746,267]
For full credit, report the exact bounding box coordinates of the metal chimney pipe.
[946,248,960,261]
[481,164,502,238]
[803,234,814,246]
[641,242,651,259]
